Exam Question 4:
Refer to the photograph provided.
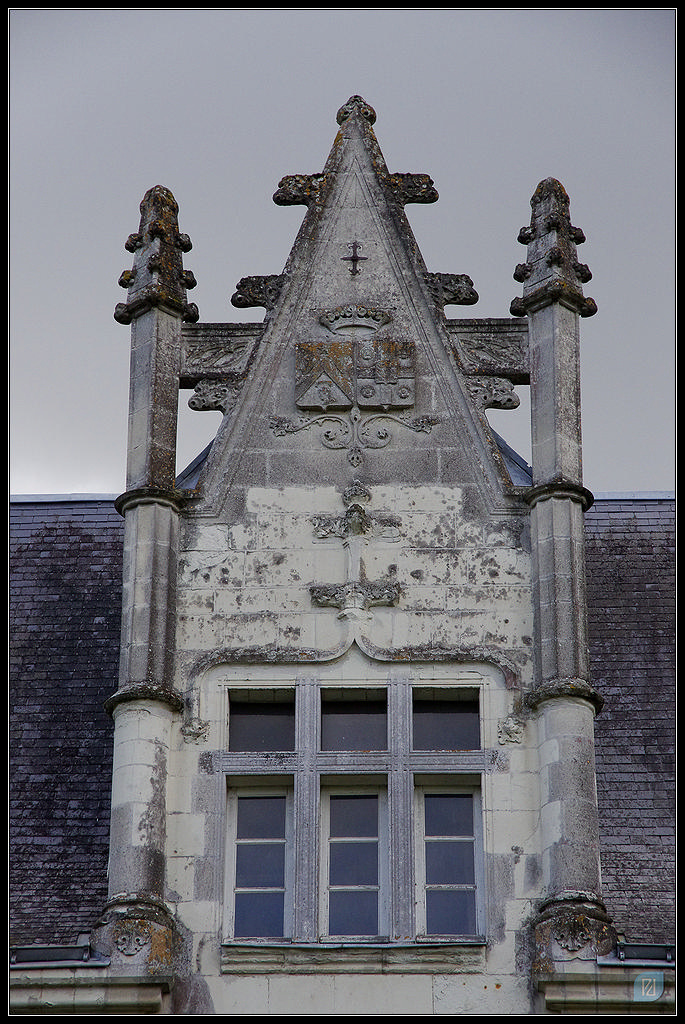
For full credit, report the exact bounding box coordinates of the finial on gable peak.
[336,95,376,125]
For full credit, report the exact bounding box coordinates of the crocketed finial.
[336,95,377,126]
[511,178,596,318]
[114,185,199,325]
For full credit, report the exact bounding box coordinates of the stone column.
[511,180,614,962]
[92,187,197,974]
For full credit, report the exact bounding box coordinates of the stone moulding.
[114,486,188,518]
[524,479,595,512]
[523,678,604,716]
[9,974,172,1015]
[104,681,185,716]
[220,941,487,975]
[536,968,676,1015]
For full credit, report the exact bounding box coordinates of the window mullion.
[293,680,319,941]
[388,679,414,940]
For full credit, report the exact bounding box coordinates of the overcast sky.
[10,9,675,497]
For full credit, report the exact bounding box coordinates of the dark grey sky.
[10,9,675,496]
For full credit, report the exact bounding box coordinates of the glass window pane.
[229,702,295,751]
[413,699,480,750]
[329,795,378,837]
[321,699,387,750]
[234,892,284,938]
[330,841,378,886]
[236,842,285,888]
[425,840,475,885]
[329,891,378,936]
[236,796,286,839]
[426,890,476,935]
[424,794,473,837]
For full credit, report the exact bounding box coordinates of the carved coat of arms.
[295,336,415,413]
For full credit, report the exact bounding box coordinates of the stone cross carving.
[341,240,368,276]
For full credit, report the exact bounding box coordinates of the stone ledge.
[220,941,487,974]
[537,966,675,1014]
[9,969,172,1014]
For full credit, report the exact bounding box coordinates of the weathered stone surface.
[9,96,675,1017]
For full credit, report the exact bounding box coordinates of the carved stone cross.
[341,240,367,276]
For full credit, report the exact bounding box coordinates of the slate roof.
[585,495,676,944]
[9,494,675,947]
[10,498,122,946]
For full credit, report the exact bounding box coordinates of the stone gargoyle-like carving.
[113,919,151,957]
[231,274,285,311]
[552,915,595,953]
[188,379,243,415]
[427,272,479,309]
[464,376,520,411]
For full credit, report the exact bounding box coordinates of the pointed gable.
[173,96,533,672]
[190,97,523,513]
